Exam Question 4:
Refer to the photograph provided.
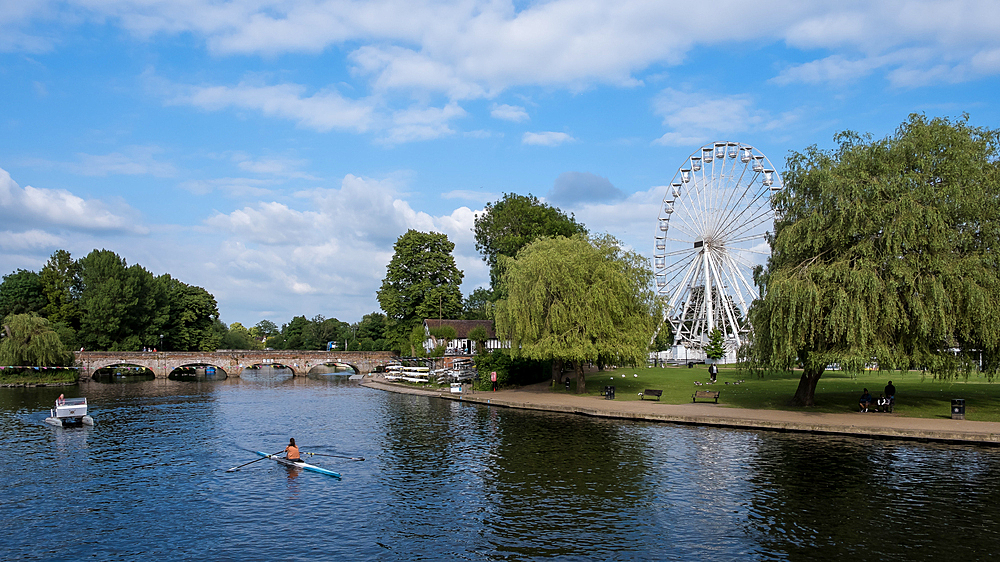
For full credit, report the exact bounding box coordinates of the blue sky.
[2,0,999,328]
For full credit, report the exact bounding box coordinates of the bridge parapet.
[74,350,400,379]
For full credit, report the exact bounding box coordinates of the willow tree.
[0,313,74,367]
[747,114,1000,406]
[493,234,656,393]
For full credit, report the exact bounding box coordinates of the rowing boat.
[254,451,342,478]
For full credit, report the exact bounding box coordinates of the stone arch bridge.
[74,350,400,379]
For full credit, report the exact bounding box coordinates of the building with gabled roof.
[422,319,503,355]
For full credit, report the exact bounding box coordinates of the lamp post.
[159,334,163,351]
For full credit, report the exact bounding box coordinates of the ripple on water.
[2,381,1000,560]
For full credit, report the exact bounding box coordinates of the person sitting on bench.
[859,388,873,412]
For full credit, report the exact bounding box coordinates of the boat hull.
[255,451,341,478]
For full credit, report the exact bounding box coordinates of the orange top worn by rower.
[284,438,301,462]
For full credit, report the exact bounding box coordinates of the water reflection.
[239,364,295,382]
[2,380,1000,561]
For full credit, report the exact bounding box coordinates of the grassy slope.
[563,365,1000,422]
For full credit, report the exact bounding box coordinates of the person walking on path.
[491,371,498,392]
[708,363,718,383]
[284,438,301,462]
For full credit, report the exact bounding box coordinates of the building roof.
[423,319,496,339]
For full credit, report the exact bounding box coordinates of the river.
[1,376,997,561]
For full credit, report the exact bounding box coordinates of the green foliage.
[159,275,220,351]
[78,250,167,351]
[429,325,457,340]
[0,313,74,366]
[474,193,587,292]
[473,349,549,390]
[377,230,464,351]
[748,114,1000,405]
[409,324,428,356]
[462,287,494,320]
[252,320,279,340]
[221,322,263,350]
[493,234,656,391]
[467,325,489,355]
[39,250,81,327]
[705,328,725,360]
[0,269,47,319]
[651,319,673,353]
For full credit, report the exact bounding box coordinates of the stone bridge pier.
[74,350,400,379]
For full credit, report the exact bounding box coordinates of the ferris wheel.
[654,141,782,354]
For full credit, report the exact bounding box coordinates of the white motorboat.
[45,397,94,427]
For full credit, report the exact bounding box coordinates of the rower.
[284,438,301,462]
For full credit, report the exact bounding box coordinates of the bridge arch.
[74,350,401,379]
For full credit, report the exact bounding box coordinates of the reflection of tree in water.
[375,396,656,558]
[743,434,1000,559]
[481,411,656,557]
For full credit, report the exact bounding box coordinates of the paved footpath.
[362,379,1000,445]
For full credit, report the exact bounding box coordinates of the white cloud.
[771,54,890,86]
[0,166,146,234]
[522,131,575,146]
[651,89,803,146]
[169,80,376,133]
[8,1,1000,98]
[490,103,529,122]
[383,101,467,144]
[71,147,177,177]
[197,173,486,322]
[0,229,65,252]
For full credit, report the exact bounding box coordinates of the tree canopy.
[474,193,586,292]
[0,269,47,319]
[746,114,1000,406]
[493,234,656,393]
[0,313,74,367]
[377,230,464,353]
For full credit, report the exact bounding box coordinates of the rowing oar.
[303,452,365,461]
[226,450,283,472]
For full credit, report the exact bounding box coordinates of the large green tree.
[0,269,47,319]
[78,250,171,351]
[159,275,221,351]
[747,114,1000,406]
[0,313,74,367]
[39,249,82,327]
[474,193,587,292]
[377,230,464,353]
[493,234,656,393]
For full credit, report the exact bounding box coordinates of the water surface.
[2,378,997,561]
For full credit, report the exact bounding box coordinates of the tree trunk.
[574,361,586,394]
[792,367,825,406]
[551,359,563,388]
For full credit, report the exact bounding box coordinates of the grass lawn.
[561,364,1000,422]
[0,368,79,386]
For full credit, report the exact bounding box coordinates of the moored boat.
[45,397,94,427]
[254,451,341,478]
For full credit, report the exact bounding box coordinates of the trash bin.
[952,399,966,420]
[565,379,571,391]
[603,385,615,400]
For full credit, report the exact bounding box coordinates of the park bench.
[639,389,662,401]
[692,390,720,404]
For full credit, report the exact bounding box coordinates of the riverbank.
[362,379,1000,445]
